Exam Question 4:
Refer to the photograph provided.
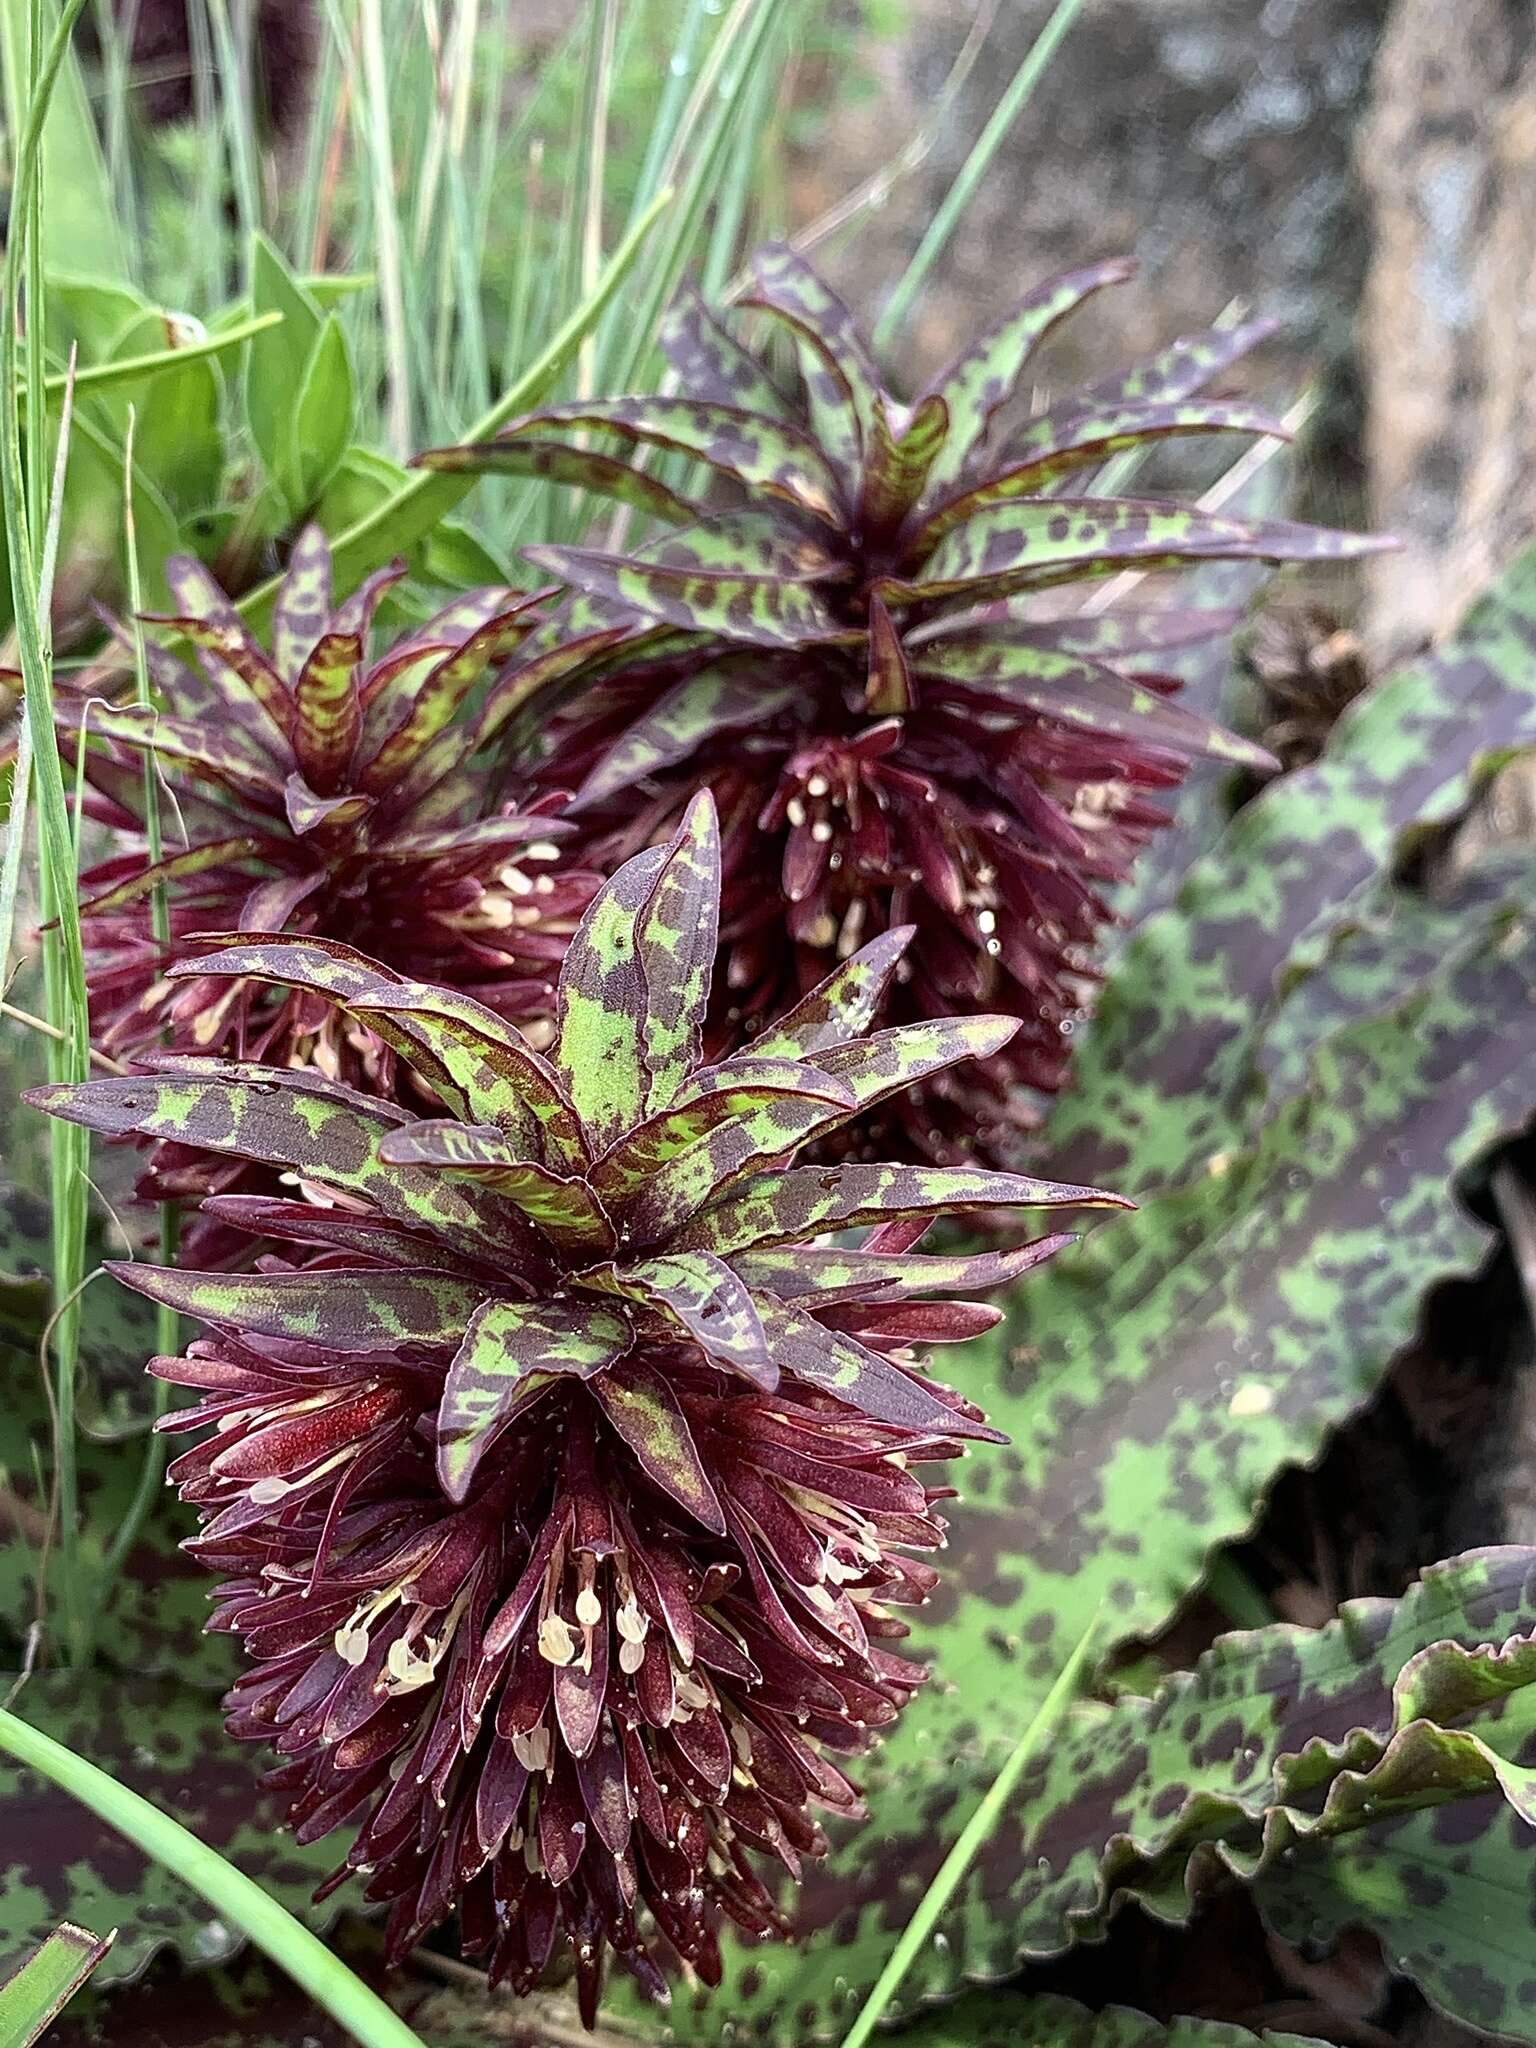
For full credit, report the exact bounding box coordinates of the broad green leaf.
[108,1263,484,1352]
[0,1672,350,1987]
[0,1923,111,2046]
[436,1298,630,1501]
[675,1163,1123,1257]
[581,1249,772,1391]
[917,256,1136,500]
[631,1548,1536,2045]
[1045,540,1536,1191]
[572,655,801,812]
[238,189,673,628]
[287,314,355,511]
[245,236,323,507]
[884,498,1389,609]
[589,1359,726,1533]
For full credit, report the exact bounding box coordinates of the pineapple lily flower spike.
[419,247,1395,1163]
[29,792,1128,2022]
[62,525,628,1072]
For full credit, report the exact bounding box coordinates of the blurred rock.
[796,0,1387,397]
[1357,0,1536,655]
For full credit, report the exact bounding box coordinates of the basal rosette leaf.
[1046,539,1536,1194]
[885,1991,1326,2048]
[627,1548,1536,2045]
[0,1673,351,1988]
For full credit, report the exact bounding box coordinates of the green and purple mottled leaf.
[889,1994,1325,2048]
[864,593,913,713]
[268,523,334,685]
[587,1063,854,1211]
[660,282,796,419]
[909,398,1288,555]
[417,436,703,525]
[882,498,1391,609]
[910,637,1274,767]
[79,704,282,807]
[459,396,843,524]
[105,1261,484,1351]
[814,1015,1021,1118]
[633,1548,1536,2046]
[916,256,1137,501]
[748,1292,1004,1441]
[728,1236,1072,1304]
[746,926,915,1060]
[24,1064,505,1247]
[742,244,879,493]
[634,791,720,1111]
[0,1673,352,1987]
[290,631,362,791]
[282,773,371,836]
[675,1162,1125,1257]
[1045,539,1536,1193]
[522,543,846,651]
[377,1121,612,1244]
[76,837,264,917]
[589,1360,726,1534]
[358,607,541,791]
[581,1249,774,1390]
[553,842,669,1151]
[860,392,949,539]
[437,1298,630,1501]
[572,656,802,812]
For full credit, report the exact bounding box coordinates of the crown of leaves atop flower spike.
[419,247,1392,1162]
[29,792,1125,2019]
[65,525,628,1070]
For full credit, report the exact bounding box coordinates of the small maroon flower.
[31,794,1125,2018]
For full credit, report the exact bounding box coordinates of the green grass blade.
[3,0,93,1664]
[357,0,412,455]
[0,1922,113,2048]
[835,1614,1101,2048]
[0,1707,428,2048]
[237,184,674,623]
[35,309,284,398]
[873,0,1088,350]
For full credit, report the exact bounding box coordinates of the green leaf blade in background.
[1045,542,1536,1196]
[628,1549,1536,2045]
[0,1922,112,2048]
[0,1675,350,1988]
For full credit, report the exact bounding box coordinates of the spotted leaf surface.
[524,544,846,650]
[436,1298,631,1501]
[889,1992,1324,2048]
[0,1673,350,1987]
[108,1262,485,1352]
[1047,540,1536,1192]
[627,1549,1536,2045]
[583,1250,773,1388]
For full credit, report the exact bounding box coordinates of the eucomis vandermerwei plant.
[64,526,625,1074]
[28,793,1125,2020]
[421,247,1392,1162]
